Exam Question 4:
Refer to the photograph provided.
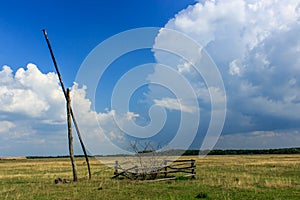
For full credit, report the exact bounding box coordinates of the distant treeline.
[26,155,92,159]
[184,147,300,155]
[26,147,300,159]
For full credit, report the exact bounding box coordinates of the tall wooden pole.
[67,89,78,182]
[42,29,91,179]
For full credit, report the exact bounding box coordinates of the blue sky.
[1,0,300,156]
[0,0,195,87]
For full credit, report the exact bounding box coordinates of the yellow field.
[0,155,299,199]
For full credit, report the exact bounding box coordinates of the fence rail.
[112,159,196,180]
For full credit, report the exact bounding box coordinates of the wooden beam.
[67,89,78,181]
[42,29,91,179]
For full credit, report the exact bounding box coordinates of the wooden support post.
[43,29,91,180]
[67,88,78,182]
[135,165,139,177]
[191,159,195,179]
[114,161,119,175]
[164,160,168,177]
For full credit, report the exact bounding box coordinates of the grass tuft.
[195,192,208,198]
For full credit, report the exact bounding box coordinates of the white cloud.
[125,111,140,120]
[0,85,49,117]
[1,0,300,155]
[164,0,300,68]
[0,64,65,119]
[155,0,300,132]
[150,0,300,149]
[229,60,241,76]
[153,97,196,113]
[0,121,15,133]
[0,64,138,156]
[178,61,193,74]
[171,1,246,48]
[0,66,13,84]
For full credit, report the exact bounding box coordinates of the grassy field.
[0,155,299,200]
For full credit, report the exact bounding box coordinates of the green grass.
[0,155,299,199]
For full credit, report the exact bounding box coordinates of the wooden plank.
[168,166,196,170]
[147,177,177,182]
[165,159,195,163]
[183,174,196,178]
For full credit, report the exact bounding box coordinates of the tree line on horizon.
[183,147,300,156]
[25,147,300,159]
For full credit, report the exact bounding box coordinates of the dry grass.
[0,155,299,199]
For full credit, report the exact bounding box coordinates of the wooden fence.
[112,159,196,181]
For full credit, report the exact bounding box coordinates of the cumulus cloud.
[0,64,65,120]
[0,64,135,156]
[1,0,299,154]
[0,64,65,155]
[152,0,300,148]
[1,66,46,117]
[153,97,196,113]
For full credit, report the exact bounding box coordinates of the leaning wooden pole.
[42,29,91,179]
[67,88,78,181]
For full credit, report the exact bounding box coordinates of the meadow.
[0,155,299,199]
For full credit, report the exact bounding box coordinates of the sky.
[0,0,300,156]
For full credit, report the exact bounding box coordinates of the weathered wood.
[112,166,138,179]
[43,29,91,180]
[168,166,196,170]
[191,159,195,179]
[67,89,77,182]
[113,159,196,180]
[165,159,195,163]
[114,161,119,175]
[164,160,168,177]
[147,177,177,182]
[69,106,92,180]
[183,174,196,178]
[169,162,192,166]
[153,169,195,174]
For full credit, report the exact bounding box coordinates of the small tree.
[127,141,164,180]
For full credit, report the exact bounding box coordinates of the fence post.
[191,159,195,179]
[114,161,119,175]
[135,165,139,179]
[164,160,168,177]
